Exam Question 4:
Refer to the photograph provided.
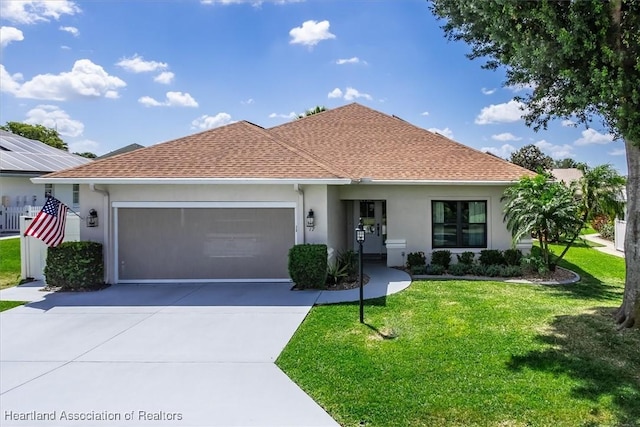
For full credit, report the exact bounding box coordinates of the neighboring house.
[35,103,534,284]
[0,130,92,232]
[551,168,583,186]
[97,143,145,160]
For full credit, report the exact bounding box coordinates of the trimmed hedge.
[44,241,104,290]
[288,244,328,289]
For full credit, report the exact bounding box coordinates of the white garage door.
[116,207,295,282]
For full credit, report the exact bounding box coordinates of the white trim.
[117,279,293,284]
[113,201,297,284]
[363,180,516,186]
[32,177,352,185]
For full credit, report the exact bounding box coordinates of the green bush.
[448,263,468,276]
[456,251,475,265]
[485,264,503,277]
[406,251,426,268]
[470,264,487,276]
[425,264,445,275]
[288,244,328,289]
[336,249,358,277]
[431,250,451,269]
[503,249,523,266]
[500,265,523,278]
[479,249,505,266]
[520,254,550,277]
[599,223,615,241]
[326,261,349,286]
[44,241,104,290]
[410,265,427,275]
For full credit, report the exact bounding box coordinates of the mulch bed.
[292,274,370,291]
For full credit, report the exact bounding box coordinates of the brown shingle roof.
[43,103,533,182]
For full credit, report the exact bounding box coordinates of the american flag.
[24,197,69,247]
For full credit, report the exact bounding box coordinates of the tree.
[509,144,554,172]
[74,152,97,159]
[297,106,327,119]
[0,122,68,151]
[431,0,640,329]
[553,158,584,169]
[502,173,582,271]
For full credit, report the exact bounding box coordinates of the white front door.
[354,200,387,255]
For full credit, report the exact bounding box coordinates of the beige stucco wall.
[1,177,75,208]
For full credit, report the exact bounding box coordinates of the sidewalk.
[581,233,625,258]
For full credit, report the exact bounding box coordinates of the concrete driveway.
[0,283,339,426]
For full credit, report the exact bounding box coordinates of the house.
[551,168,583,186]
[97,143,145,159]
[34,103,534,284]
[0,130,92,232]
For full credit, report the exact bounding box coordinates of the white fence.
[1,205,43,233]
[615,219,626,252]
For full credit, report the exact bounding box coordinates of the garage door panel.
[117,208,294,281]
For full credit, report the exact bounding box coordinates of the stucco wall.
[1,177,75,208]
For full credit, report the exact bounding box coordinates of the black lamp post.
[355,218,366,323]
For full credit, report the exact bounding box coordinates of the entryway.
[353,200,387,258]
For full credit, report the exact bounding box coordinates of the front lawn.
[0,238,21,290]
[278,243,639,427]
[0,300,25,311]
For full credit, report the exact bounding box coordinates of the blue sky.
[0,0,628,174]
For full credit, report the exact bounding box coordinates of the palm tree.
[502,173,582,270]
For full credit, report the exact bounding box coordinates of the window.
[44,184,54,199]
[432,201,487,248]
[72,184,80,207]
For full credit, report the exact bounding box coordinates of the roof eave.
[360,179,521,186]
[31,177,354,185]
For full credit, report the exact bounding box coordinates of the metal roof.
[0,130,92,174]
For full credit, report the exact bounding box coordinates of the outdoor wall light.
[86,209,98,227]
[306,209,315,230]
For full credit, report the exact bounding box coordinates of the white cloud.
[481,143,516,158]
[241,98,254,105]
[59,26,79,37]
[481,87,496,95]
[344,87,372,101]
[2,60,126,100]
[289,20,335,47]
[535,139,574,159]
[336,57,364,65]
[574,128,615,146]
[24,105,84,137]
[105,90,119,99]
[153,71,174,84]
[561,119,577,127]
[506,82,536,92]
[327,88,342,99]
[475,100,526,125]
[116,54,168,73]
[60,45,71,50]
[191,113,233,130]
[0,26,24,47]
[0,0,80,24]
[269,112,297,119]
[491,132,521,142]
[0,65,23,94]
[421,111,429,116]
[201,0,303,4]
[428,127,453,139]
[609,148,626,156]
[68,139,100,154]
[138,91,198,107]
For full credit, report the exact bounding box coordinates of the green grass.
[0,238,21,290]
[580,225,598,235]
[0,300,25,311]
[278,244,639,427]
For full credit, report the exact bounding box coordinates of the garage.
[115,204,296,283]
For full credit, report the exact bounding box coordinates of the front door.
[354,200,387,256]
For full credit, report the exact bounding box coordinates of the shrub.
[456,251,475,265]
[44,241,104,290]
[500,265,523,278]
[470,264,487,276]
[336,249,358,277]
[520,254,550,277]
[425,264,445,275]
[326,261,349,285]
[288,244,328,289]
[485,264,502,277]
[406,251,426,268]
[448,263,468,276]
[599,223,615,241]
[431,250,451,269]
[479,249,505,266]
[503,249,523,266]
[591,214,609,233]
[410,265,427,275]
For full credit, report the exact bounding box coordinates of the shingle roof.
[0,130,92,174]
[41,103,533,182]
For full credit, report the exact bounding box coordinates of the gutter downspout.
[294,183,304,244]
[90,184,111,284]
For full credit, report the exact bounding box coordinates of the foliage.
[502,173,582,270]
[470,263,487,277]
[0,238,21,289]
[410,265,427,275]
[44,241,104,290]
[336,249,358,277]
[425,264,446,275]
[456,251,475,265]
[288,244,328,289]
[0,301,26,312]
[74,151,97,159]
[591,214,610,233]
[448,263,468,276]
[509,144,553,172]
[521,254,551,278]
[297,106,327,119]
[484,264,503,277]
[326,261,349,286]
[554,158,585,169]
[478,249,505,266]
[431,250,451,269]
[577,164,626,222]
[500,265,523,278]
[430,0,639,328]
[406,251,426,268]
[599,223,615,241]
[1,122,67,151]
[503,248,523,266]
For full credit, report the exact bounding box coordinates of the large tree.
[0,122,68,151]
[430,0,639,328]
[509,144,554,172]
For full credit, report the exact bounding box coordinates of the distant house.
[97,143,144,160]
[551,168,583,186]
[0,130,92,231]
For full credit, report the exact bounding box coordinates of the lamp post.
[355,218,366,323]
